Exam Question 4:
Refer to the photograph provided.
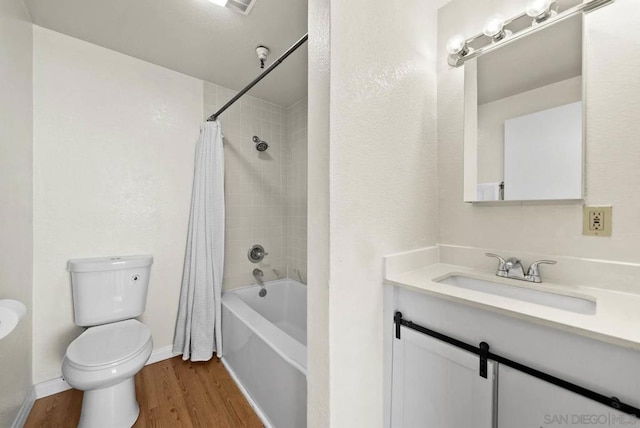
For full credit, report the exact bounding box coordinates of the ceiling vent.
[227,0,261,15]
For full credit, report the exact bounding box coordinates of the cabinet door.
[391,326,496,428]
[498,365,640,428]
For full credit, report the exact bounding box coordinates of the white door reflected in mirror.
[504,101,582,200]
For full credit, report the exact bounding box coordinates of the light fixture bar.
[448,0,615,68]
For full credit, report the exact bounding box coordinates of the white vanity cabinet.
[498,365,640,428]
[385,284,640,428]
[391,326,495,428]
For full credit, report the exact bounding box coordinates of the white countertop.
[386,262,640,352]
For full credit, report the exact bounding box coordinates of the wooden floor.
[25,357,263,428]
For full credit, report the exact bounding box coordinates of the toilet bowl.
[62,319,153,428]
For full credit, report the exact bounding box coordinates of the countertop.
[386,262,640,352]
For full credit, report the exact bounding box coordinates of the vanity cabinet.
[391,326,495,428]
[390,334,638,428]
[498,366,639,428]
[385,285,640,428]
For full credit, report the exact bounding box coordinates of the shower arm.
[207,33,308,122]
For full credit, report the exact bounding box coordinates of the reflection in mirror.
[464,13,584,202]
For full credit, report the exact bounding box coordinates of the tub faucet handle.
[248,244,268,263]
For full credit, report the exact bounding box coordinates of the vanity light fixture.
[526,0,557,23]
[446,0,614,67]
[446,34,471,59]
[482,14,510,42]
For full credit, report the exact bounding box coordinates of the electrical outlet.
[589,210,604,230]
[583,206,612,236]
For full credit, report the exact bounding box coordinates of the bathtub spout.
[252,268,264,285]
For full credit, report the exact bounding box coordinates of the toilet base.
[78,377,140,428]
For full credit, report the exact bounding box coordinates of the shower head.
[253,135,269,152]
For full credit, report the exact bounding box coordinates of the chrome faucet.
[486,253,556,283]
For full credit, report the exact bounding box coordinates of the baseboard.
[11,387,35,428]
[146,345,181,365]
[34,345,181,399]
[34,377,71,399]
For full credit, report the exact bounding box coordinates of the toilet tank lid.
[68,255,153,272]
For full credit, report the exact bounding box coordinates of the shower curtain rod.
[207,33,309,122]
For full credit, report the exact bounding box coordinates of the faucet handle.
[526,260,557,283]
[485,253,508,277]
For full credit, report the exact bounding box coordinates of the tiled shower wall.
[285,98,308,282]
[203,82,307,289]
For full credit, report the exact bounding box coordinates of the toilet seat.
[66,319,151,370]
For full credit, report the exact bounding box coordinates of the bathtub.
[221,279,307,428]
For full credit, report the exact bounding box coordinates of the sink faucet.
[486,253,556,283]
[505,257,526,280]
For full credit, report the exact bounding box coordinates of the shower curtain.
[173,121,225,361]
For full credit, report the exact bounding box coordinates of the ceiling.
[24,0,308,107]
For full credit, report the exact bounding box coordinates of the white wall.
[438,0,640,265]
[307,0,331,425]
[324,0,440,425]
[0,0,33,424]
[33,26,203,383]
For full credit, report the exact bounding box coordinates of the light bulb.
[207,0,228,6]
[447,35,468,56]
[526,0,555,21]
[483,14,507,41]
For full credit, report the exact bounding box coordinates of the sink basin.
[435,275,596,315]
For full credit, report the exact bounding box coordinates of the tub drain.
[259,288,267,297]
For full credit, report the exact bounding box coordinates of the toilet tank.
[68,255,153,327]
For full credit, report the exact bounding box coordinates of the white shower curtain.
[173,121,225,361]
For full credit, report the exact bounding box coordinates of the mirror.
[463,13,584,202]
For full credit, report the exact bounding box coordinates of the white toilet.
[63,255,154,428]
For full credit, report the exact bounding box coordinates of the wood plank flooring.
[25,357,263,428]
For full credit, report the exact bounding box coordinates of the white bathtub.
[221,279,307,428]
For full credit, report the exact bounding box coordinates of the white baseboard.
[34,377,71,399]
[34,345,180,400]
[146,345,180,365]
[11,387,35,428]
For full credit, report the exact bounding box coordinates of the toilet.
[62,255,154,428]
